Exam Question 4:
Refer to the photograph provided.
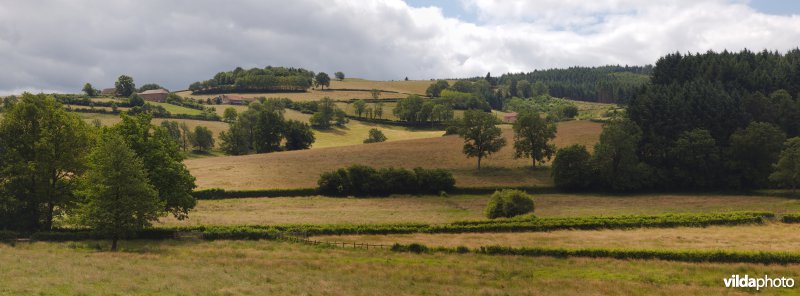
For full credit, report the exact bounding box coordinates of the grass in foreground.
[0,240,794,295]
[159,193,800,226]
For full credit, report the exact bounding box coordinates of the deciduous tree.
[458,110,506,170]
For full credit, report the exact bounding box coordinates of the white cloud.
[0,0,798,95]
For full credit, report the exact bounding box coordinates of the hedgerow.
[317,165,455,197]
[18,211,773,241]
[192,188,318,199]
[389,243,800,265]
[781,213,800,223]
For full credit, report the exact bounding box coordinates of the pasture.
[3,240,793,295]
[184,120,602,189]
[159,193,800,226]
[174,78,446,103]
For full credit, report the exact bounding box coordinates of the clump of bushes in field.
[317,165,455,197]
[781,213,800,223]
[485,189,535,219]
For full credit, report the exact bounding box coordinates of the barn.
[138,89,169,103]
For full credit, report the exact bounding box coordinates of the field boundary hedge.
[192,188,318,199]
[190,186,560,200]
[389,243,800,265]
[12,211,775,242]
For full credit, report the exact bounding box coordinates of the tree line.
[496,65,652,104]
[551,49,800,192]
[0,94,197,249]
[219,99,315,155]
[189,66,315,94]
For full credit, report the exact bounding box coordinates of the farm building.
[100,88,116,96]
[218,94,250,105]
[138,89,169,102]
[503,112,518,123]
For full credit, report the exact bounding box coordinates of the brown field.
[317,223,800,253]
[1,240,786,295]
[175,89,408,103]
[160,193,800,227]
[175,78,444,103]
[184,120,601,189]
[328,78,453,95]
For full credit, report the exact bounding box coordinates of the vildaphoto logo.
[724,275,795,290]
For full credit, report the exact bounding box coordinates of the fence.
[275,231,392,250]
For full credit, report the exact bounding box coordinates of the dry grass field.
[175,78,446,103]
[316,223,800,252]
[184,120,602,189]
[159,193,800,227]
[1,240,795,295]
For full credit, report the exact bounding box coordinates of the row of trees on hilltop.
[551,49,800,192]
[189,66,315,94]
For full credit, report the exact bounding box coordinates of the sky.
[1,0,799,95]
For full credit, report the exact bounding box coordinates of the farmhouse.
[138,89,169,103]
[503,112,518,123]
[100,88,115,96]
[218,94,250,105]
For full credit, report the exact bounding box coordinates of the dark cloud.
[0,0,798,94]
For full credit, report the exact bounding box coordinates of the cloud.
[0,0,798,95]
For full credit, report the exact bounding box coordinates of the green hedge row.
[268,211,773,236]
[16,211,774,242]
[390,243,800,265]
[781,213,800,223]
[192,188,318,199]
[0,230,18,241]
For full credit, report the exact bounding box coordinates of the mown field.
[4,240,794,295]
[184,120,602,189]
[159,193,800,226]
[175,78,447,103]
[317,223,800,252]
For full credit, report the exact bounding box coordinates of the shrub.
[317,165,456,196]
[363,128,388,143]
[0,230,18,241]
[444,126,459,136]
[485,189,535,219]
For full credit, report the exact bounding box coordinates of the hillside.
[176,78,450,102]
[184,120,602,189]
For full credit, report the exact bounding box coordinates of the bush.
[782,213,800,223]
[317,165,455,196]
[191,188,318,200]
[485,189,535,219]
[363,128,387,143]
[0,230,18,241]
[444,126,459,136]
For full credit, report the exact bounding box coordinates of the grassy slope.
[184,120,602,189]
[159,193,800,227]
[73,110,445,151]
[0,240,791,295]
[174,78,442,102]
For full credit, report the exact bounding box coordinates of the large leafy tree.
[551,145,593,190]
[284,120,315,150]
[457,110,507,170]
[0,93,93,231]
[726,122,786,189]
[770,137,800,193]
[189,126,214,152]
[82,83,97,97]
[353,99,367,118]
[111,113,196,220]
[512,110,557,168]
[115,75,136,97]
[668,129,721,189]
[77,132,162,251]
[592,118,650,192]
[314,72,331,90]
